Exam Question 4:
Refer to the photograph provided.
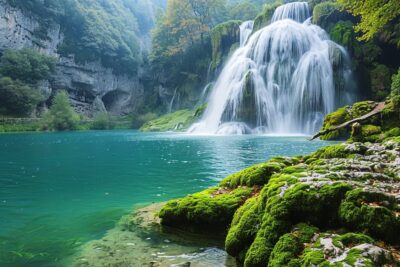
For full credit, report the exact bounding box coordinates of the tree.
[0,49,55,84]
[40,91,80,131]
[0,77,43,116]
[229,2,258,21]
[338,0,400,41]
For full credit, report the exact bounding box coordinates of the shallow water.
[0,131,335,266]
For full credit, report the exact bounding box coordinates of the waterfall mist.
[189,2,356,135]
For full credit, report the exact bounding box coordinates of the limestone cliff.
[0,0,144,116]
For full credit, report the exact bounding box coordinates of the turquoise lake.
[0,131,336,266]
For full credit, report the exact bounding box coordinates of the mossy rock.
[241,181,352,267]
[158,186,254,231]
[159,138,400,266]
[220,162,284,188]
[140,108,202,132]
[319,100,386,141]
[252,3,281,33]
[211,20,242,72]
[300,232,394,266]
[339,189,400,244]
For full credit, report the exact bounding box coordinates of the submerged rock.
[158,138,400,266]
[73,203,238,267]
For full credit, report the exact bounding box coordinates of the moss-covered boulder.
[159,137,400,266]
[159,186,254,232]
[211,20,242,73]
[318,99,400,141]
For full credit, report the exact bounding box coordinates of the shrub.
[40,91,80,131]
[90,113,115,130]
[0,77,43,116]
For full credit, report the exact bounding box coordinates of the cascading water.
[240,21,254,46]
[189,2,355,135]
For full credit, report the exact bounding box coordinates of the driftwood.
[310,102,385,141]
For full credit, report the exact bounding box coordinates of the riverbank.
[158,138,400,266]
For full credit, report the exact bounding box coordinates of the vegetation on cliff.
[0,49,55,117]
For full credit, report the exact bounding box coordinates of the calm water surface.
[0,131,336,266]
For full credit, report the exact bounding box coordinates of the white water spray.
[189,2,355,135]
[240,21,254,46]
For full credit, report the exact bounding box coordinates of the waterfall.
[189,2,355,135]
[240,21,254,46]
[168,88,178,113]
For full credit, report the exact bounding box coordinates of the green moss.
[211,20,242,71]
[310,144,349,159]
[225,197,262,257]
[344,249,374,266]
[139,109,197,132]
[384,127,400,138]
[252,3,281,32]
[312,2,340,26]
[351,101,376,117]
[219,162,284,188]
[333,233,374,247]
[339,189,400,244]
[159,186,253,231]
[293,223,319,243]
[319,101,379,141]
[319,106,349,140]
[243,182,351,266]
[300,247,325,266]
[268,233,302,267]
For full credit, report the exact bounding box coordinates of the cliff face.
[0,0,144,116]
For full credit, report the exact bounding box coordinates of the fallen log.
[310,102,385,141]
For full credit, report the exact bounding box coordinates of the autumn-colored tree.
[338,0,400,41]
[151,0,227,61]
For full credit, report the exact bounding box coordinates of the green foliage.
[0,119,40,133]
[252,3,280,32]
[40,91,80,131]
[0,77,43,116]
[329,20,358,52]
[370,64,392,100]
[59,0,144,75]
[228,2,258,21]
[7,0,157,75]
[90,113,115,130]
[391,68,400,98]
[151,0,226,61]
[312,1,340,26]
[337,0,400,42]
[0,49,55,84]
